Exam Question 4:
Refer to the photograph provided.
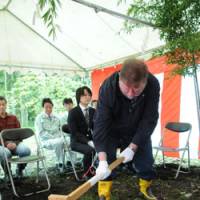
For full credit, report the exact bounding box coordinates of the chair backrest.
[1,128,34,141]
[161,122,192,149]
[165,122,192,132]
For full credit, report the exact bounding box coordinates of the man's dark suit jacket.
[68,106,95,144]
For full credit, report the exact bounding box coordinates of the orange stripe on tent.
[91,64,122,100]
[146,56,178,74]
[161,71,182,157]
[199,138,200,159]
[146,56,167,74]
[91,57,169,99]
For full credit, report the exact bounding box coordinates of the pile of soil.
[1,164,200,200]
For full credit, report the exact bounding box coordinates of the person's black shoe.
[4,174,10,183]
[66,161,72,168]
[56,163,64,173]
[16,168,23,179]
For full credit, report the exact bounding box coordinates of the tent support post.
[71,0,156,28]
[193,70,200,156]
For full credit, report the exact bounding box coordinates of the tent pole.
[71,0,156,28]
[0,0,12,11]
[88,45,164,71]
[193,70,200,155]
[0,64,83,73]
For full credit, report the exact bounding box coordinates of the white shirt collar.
[79,104,89,114]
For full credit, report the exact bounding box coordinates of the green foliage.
[0,72,5,96]
[119,0,200,76]
[38,0,61,39]
[0,71,90,125]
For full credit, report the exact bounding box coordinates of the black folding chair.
[0,128,51,197]
[154,122,192,178]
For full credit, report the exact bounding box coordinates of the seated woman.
[0,96,31,178]
[35,98,64,172]
[68,86,96,178]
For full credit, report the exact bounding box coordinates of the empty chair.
[154,122,192,179]
[0,128,50,197]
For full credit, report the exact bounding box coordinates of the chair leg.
[162,151,166,168]
[154,149,159,165]
[2,150,20,197]
[63,149,66,168]
[175,150,186,179]
[67,148,81,181]
[187,148,190,172]
[91,153,98,170]
[37,159,51,194]
[5,162,20,197]
[36,161,39,183]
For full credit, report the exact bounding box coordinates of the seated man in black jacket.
[68,86,96,178]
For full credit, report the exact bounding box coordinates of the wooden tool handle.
[48,157,124,200]
[109,157,124,170]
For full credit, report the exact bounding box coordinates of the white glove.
[120,147,135,163]
[96,160,111,180]
[87,140,95,148]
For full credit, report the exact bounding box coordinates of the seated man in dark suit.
[68,86,96,178]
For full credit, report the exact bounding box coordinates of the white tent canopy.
[0,0,164,73]
[0,11,84,73]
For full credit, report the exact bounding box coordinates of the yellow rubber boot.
[139,178,157,200]
[98,181,112,200]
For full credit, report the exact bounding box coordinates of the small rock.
[184,193,192,198]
